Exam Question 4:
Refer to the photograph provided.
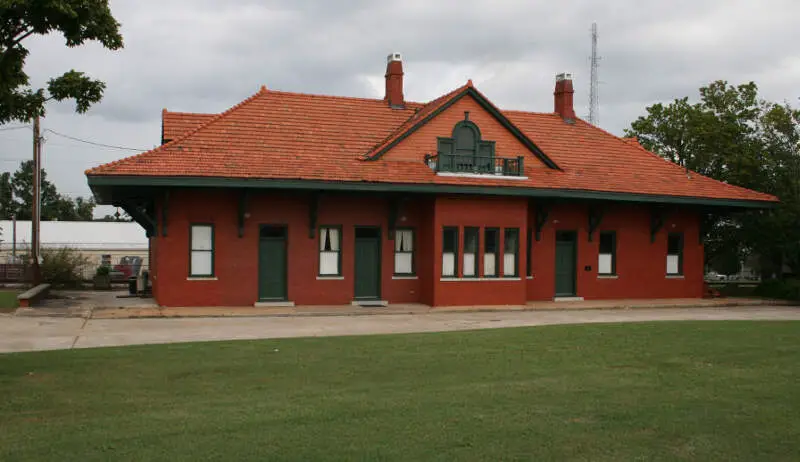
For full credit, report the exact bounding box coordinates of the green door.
[554,232,577,297]
[354,227,381,300]
[259,226,287,301]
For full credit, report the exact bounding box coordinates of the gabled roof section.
[362,81,561,170]
[87,82,778,207]
[162,110,217,143]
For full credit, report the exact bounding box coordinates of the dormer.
[425,112,525,177]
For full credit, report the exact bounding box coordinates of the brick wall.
[151,189,703,307]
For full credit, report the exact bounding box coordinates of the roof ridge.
[163,110,218,116]
[262,88,422,107]
[361,82,471,160]
[87,87,269,175]
[502,109,562,116]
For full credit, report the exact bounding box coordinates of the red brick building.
[87,54,776,307]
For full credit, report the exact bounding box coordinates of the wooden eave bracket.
[587,206,604,242]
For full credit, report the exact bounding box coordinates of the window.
[190,224,214,277]
[394,229,414,275]
[442,227,458,277]
[526,229,533,277]
[319,226,341,276]
[667,233,684,275]
[463,227,479,277]
[484,228,499,277]
[598,231,616,275]
[504,228,519,277]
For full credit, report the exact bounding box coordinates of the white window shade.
[667,255,680,274]
[191,251,212,276]
[463,253,476,276]
[320,252,339,275]
[484,253,496,276]
[191,226,212,250]
[442,253,456,277]
[395,253,412,274]
[503,253,516,276]
[598,254,613,274]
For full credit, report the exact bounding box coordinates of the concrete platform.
[2,305,799,354]
[87,297,791,319]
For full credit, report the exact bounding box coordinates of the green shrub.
[754,279,800,301]
[40,248,90,287]
[95,265,110,276]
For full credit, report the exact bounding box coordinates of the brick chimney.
[385,52,404,108]
[554,72,575,120]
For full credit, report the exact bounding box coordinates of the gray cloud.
[2,0,799,216]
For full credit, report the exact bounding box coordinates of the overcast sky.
[1,0,798,216]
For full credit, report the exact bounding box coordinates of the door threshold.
[553,296,584,302]
[254,301,295,308]
[351,300,389,307]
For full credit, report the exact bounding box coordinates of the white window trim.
[436,172,529,180]
[186,277,218,281]
[391,276,418,280]
[316,276,345,280]
[440,277,522,282]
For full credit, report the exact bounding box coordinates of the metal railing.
[426,153,524,176]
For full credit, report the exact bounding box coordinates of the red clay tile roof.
[161,110,216,143]
[88,84,777,204]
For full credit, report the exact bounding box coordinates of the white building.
[0,221,148,276]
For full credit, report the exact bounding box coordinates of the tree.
[0,0,124,123]
[626,81,800,278]
[0,171,12,217]
[2,160,95,220]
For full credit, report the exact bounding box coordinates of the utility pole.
[31,115,42,285]
[588,22,600,126]
[11,214,16,262]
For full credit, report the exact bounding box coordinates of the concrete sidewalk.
[1,305,799,354]
[12,292,792,319]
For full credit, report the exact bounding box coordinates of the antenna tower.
[589,22,599,125]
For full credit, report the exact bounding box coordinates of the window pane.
[598,254,613,274]
[485,229,498,253]
[504,229,518,253]
[443,227,457,253]
[503,253,516,276]
[191,251,212,276]
[395,253,412,274]
[442,253,456,277]
[667,255,680,274]
[484,252,497,276]
[464,228,479,253]
[599,232,614,254]
[396,230,413,252]
[191,225,212,251]
[503,229,519,277]
[328,228,340,251]
[668,233,682,255]
[320,251,339,275]
[463,253,476,276]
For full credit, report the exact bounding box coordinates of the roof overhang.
[88,175,777,209]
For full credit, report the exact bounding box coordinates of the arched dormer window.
[436,112,496,174]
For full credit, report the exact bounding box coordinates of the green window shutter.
[437,137,455,171]
[438,137,455,155]
[478,141,495,172]
[478,140,495,158]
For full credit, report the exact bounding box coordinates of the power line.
[43,129,148,152]
[0,125,31,132]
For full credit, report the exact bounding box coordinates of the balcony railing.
[425,153,525,177]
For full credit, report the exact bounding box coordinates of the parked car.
[705,271,727,281]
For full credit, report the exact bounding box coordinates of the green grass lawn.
[1,322,799,461]
[0,290,19,312]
